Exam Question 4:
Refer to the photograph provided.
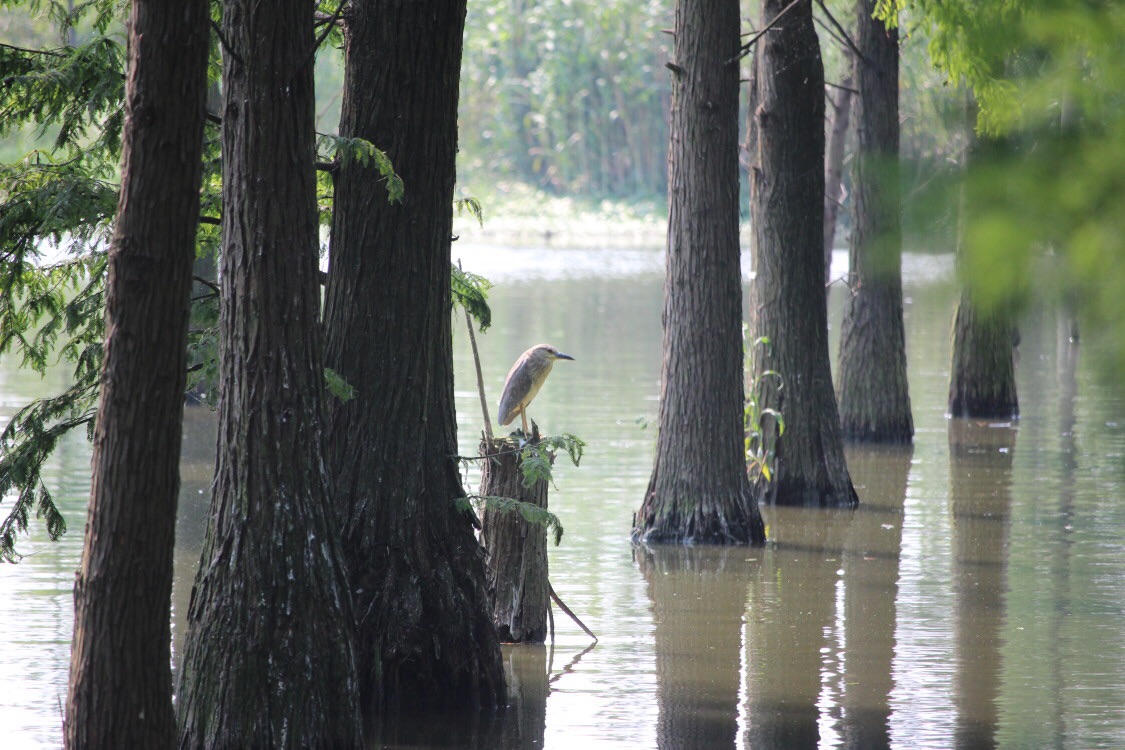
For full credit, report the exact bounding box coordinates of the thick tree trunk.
[479,437,550,643]
[747,0,858,507]
[174,2,363,746]
[64,2,208,747]
[947,107,1019,420]
[834,0,913,443]
[322,0,504,718]
[632,0,764,544]
[824,71,853,283]
[948,291,1019,418]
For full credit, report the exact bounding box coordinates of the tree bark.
[824,71,853,283]
[747,0,858,507]
[322,0,504,718]
[174,2,363,746]
[834,0,913,443]
[948,291,1019,418]
[65,2,208,747]
[947,105,1019,420]
[632,0,764,544]
[479,437,550,643]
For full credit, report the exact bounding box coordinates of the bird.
[498,344,574,436]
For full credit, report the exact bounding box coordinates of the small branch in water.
[549,582,597,642]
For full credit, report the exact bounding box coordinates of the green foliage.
[318,134,404,203]
[454,196,484,227]
[460,0,671,199]
[0,379,97,562]
[744,334,783,484]
[324,367,355,403]
[517,433,585,490]
[882,0,1125,375]
[457,494,565,546]
[450,263,492,332]
[1,34,125,156]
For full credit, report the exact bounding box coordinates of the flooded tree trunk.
[64,2,208,747]
[747,0,858,507]
[632,0,764,544]
[174,1,363,746]
[948,291,1019,418]
[479,437,550,643]
[834,0,914,443]
[322,0,504,720]
[947,106,1019,420]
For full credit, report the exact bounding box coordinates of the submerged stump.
[479,434,551,643]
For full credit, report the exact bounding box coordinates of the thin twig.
[209,20,244,67]
[0,42,66,58]
[192,275,220,295]
[825,79,859,95]
[729,0,805,64]
[814,0,866,63]
[549,583,597,642]
[459,259,494,441]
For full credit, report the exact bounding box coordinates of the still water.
[1,245,1123,749]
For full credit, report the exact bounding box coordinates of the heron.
[498,344,574,436]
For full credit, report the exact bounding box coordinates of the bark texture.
[479,437,550,643]
[65,2,208,746]
[174,2,363,746]
[632,0,764,544]
[834,0,913,443]
[747,0,858,507]
[947,291,1019,418]
[322,0,504,718]
[947,110,1019,420]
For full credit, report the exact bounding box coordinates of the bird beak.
[555,351,575,361]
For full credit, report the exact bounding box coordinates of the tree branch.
[814,0,866,63]
[729,0,805,63]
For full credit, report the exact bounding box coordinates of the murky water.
[2,246,1123,749]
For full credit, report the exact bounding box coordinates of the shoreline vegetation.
[453,181,754,250]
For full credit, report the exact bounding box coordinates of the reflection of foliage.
[881,0,1125,375]
[744,333,783,484]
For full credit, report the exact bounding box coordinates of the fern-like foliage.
[0,35,126,156]
[517,433,586,489]
[317,134,405,203]
[450,263,492,331]
[457,494,565,546]
[454,196,484,227]
[0,378,99,562]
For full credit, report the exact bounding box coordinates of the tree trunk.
[322,0,504,718]
[747,0,858,507]
[947,104,1019,420]
[824,71,853,284]
[64,2,208,747]
[174,2,363,746]
[834,0,913,443]
[479,437,550,643]
[631,0,764,544]
[948,291,1019,418]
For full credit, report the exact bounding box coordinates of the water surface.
[1,246,1122,749]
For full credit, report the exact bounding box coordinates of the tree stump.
[479,435,551,643]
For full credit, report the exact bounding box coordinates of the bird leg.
[520,407,529,436]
